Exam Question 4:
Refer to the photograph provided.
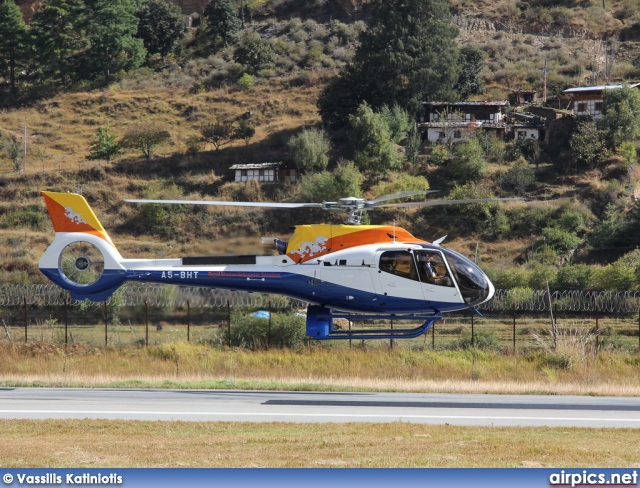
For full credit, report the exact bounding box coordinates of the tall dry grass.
[1,341,640,395]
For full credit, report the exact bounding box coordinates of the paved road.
[1,388,639,427]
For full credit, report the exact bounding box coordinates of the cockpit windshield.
[440,247,491,305]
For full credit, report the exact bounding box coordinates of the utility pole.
[23,126,27,172]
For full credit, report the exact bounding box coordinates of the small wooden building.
[418,101,509,144]
[562,83,640,120]
[230,162,297,183]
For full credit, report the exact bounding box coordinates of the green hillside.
[2,0,640,291]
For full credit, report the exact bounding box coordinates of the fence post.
[267,299,272,349]
[227,299,231,348]
[431,320,435,349]
[594,295,599,351]
[145,300,149,346]
[512,302,516,354]
[23,296,27,343]
[64,295,69,347]
[104,301,108,348]
[546,283,556,350]
[471,314,474,348]
[187,300,191,343]
[390,319,394,350]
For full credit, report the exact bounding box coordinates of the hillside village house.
[230,162,297,183]
[562,83,640,120]
[418,101,509,144]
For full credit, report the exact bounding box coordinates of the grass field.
[1,419,639,467]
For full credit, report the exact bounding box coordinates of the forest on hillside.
[2,0,640,291]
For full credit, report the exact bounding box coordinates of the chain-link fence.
[1,285,639,351]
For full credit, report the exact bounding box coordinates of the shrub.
[222,312,306,350]
[120,123,171,160]
[287,127,331,172]
[499,157,535,195]
[448,138,486,184]
[238,72,255,90]
[541,226,582,253]
[451,329,500,351]
[0,205,47,230]
[234,31,274,74]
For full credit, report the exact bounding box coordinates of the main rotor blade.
[376,197,525,208]
[125,199,323,208]
[367,190,440,204]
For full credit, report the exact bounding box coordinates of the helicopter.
[39,190,520,340]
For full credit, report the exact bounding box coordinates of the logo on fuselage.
[64,207,88,225]
[290,236,329,259]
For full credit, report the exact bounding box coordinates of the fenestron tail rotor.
[59,241,105,286]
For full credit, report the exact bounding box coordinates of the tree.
[87,121,121,163]
[120,123,171,159]
[295,161,364,203]
[0,0,29,96]
[81,0,146,82]
[318,0,460,129]
[499,157,535,196]
[201,119,235,150]
[136,0,185,60]
[233,118,255,145]
[455,45,486,100]
[349,102,403,173]
[598,85,640,149]
[287,128,331,172]
[233,31,274,74]
[1,133,22,171]
[448,138,486,184]
[379,104,411,144]
[203,0,241,46]
[405,123,422,165]
[570,122,609,169]
[31,0,87,85]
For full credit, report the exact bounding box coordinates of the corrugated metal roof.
[563,83,640,93]
[423,101,510,106]
[230,162,282,170]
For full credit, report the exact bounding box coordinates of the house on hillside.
[418,101,509,144]
[230,162,297,183]
[510,112,546,141]
[509,90,538,106]
[562,83,640,120]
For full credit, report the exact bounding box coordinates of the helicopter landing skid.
[305,305,442,340]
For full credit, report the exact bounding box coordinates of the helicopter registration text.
[161,271,200,279]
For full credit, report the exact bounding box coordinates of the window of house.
[454,130,462,139]
[577,102,587,112]
[595,101,603,112]
[438,132,445,139]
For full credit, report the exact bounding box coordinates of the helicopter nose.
[485,275,496,303]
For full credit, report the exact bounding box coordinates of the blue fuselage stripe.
[40,267,467,314]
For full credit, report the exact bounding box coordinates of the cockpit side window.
[379,251,418,280]
[414,250,454,287]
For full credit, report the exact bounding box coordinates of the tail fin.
[40,192,126,301]
[41,191,114,245]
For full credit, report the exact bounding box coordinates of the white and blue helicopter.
[39,191,518,340]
